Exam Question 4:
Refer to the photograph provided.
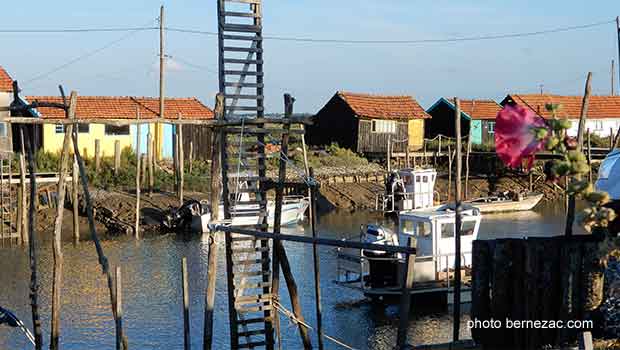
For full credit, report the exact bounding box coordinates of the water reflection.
[0,203,571,349]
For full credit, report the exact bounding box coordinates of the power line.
[22,22,154,86]
[169,55,218,75]
[0,26,156,33]
[166,18,615,44]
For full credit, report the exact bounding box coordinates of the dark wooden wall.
[480,120,495,146]
[425,101,471,139]
[357,119,408,154]
[181,124,212,161]
[306,95,359,150]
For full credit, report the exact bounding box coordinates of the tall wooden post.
[613,60,616,96]
[158,4,166,161]
[73,156,79,243]
[387,134,392,172]
[50,92,76,350]
[114,140,121,175]
[135,109,141,239]
[182,257,191,350]
[178,113,184,205]
[147,133,154,197]
[447,144,452,201]
[309,168,324,350]
[587,130,593,183]
[115,266,123,350]
[396,237,416,349]
[141,154,147,186]
[464,136,471,200]
[18,152,27,244]
[616,17,620,95]
[94,139,101,172]
[189,141,194,174]
[565,72,592,237]
[271,94,312,348]
[453,97,463,342]
[203,94,224,350]
[24,124,42,350]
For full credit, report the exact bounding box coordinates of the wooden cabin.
[502,94,620,138]
[306,91,430,156]
[0,67,15,159]
[426,98,501,147]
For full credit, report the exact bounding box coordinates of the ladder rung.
[222,24,262,33]
[234,270,271,278]
[224,82,263,88]
[235,282,272,290]
[231,236,268,242]
[233,247,270,254]
[232,176,268,181]
[237,329,267,337]
[222,34,260,42]
[223,11,260,18]
[223,70,263,76]
[238,317,270,325]
[224,94,264,99]
[233,258,270,266]
[223,58,263,65]
[238,341,267,349]
[232,200,267,206]
[223,46,263,54]
[237,304,272,314]
[231,212,263,218]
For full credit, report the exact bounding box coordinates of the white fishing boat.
[336,204,482,302]
[376,168,437,213]
[465,192,543,213]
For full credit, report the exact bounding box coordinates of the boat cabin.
[397,205,481,282]
[378,168,437,212]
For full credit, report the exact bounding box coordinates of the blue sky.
[2,0,619,113]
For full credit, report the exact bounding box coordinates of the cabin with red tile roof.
[0,66,14,157]
[426,98,502,146]
[501,94,620,137]
[306,91,430,155]
[24,95,213,158]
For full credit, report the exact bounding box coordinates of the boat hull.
[466,193,543,213]
[218,197,310,227]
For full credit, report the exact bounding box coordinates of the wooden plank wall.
[357,119,408,154]
[181,124,212,161]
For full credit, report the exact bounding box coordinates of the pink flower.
[495,104,548,170]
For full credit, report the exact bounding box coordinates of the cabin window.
[594,120,604,131]
[0,123,7,137]
[487,122,495,134]
[415,176,420,183]
[105,125,130,135]
[371,119,396,134]
[441,223,454,238]
[422,176,428,183]
[77,123,89,133]
[401,220,431,237]
[55,124,64,133]
[441,221,475,238]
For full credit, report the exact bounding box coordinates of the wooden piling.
[565,72,591,237]
[387,133,392,172]
[271,94,313,348]
[309,168,324,350]
[447,144,452,201]
[464,135,471,200]
[189,141,194,174]
[72,156,79,242]
[135,108,142,239]
[396,237,416,349]
[178,114,184,205]
[147,132,154,197]
[141,154,147,186]
[453,97,463,342]
[203,94,223,350]
[611,127,615,151]
[94,139,101,172]
[182,257,191,350]
[115,266,123,350]
[24,124,42,350]
[114,140,121,175]
[18,152,27,244]
[587,130,592,183]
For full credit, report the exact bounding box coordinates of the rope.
[272,300,359,350]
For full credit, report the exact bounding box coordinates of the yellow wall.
[408,119,425,151]
[42,123,133,158]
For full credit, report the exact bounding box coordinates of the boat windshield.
[440,220,477,238]
[401,219,431,237]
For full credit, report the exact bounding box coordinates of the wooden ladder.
[0,157,16,243]
[218,1,274,349]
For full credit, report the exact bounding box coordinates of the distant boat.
[465,192,543,213]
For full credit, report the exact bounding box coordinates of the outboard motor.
[163,199,209,232]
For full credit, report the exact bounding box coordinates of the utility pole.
[157,5,165,161]
[616,16,620,96]
[539,84,544,95]
[613,59,616,96]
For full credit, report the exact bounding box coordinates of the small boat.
[376,168,437,213]
[336,204,482,302]
[465,191,543,213]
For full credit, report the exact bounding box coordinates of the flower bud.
[545,136,560,150]
[534,127,548,141]
[551,160,571,177]
[564,137,578,150]
[567,150,586,162]
[569,161,589,175]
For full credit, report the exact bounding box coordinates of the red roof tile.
[507,94,620,119]
[337,91,430,120]
[0,66,13,92]
[25,96,214,120]
[459,99,502,120]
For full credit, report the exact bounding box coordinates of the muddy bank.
[317,173,565,211]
